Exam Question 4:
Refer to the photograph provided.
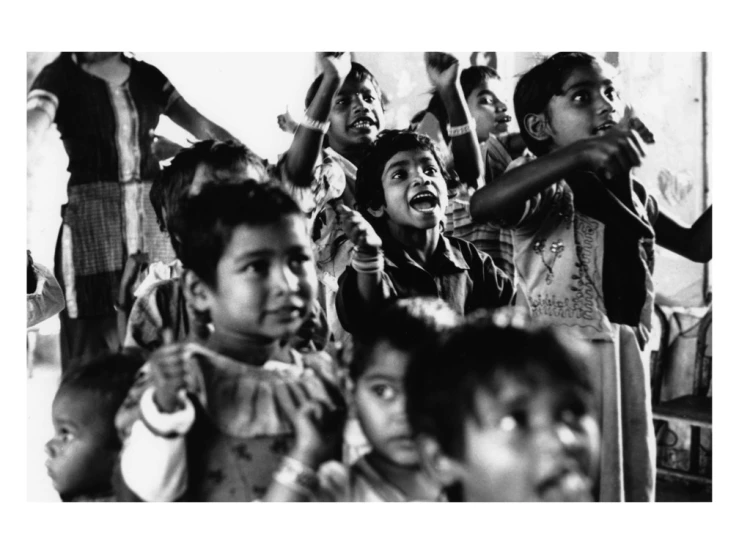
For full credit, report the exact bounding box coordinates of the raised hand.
[424,52,460,91]
[575,124,648,181]
[277,105,298,134]
[334,204,383,252]
[150,329,189,414]
[318,52,352,83]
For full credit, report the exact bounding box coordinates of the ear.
[366,204,386,219]
[183,269,213,315]
[523,112,552,142]
[416,434,466,489]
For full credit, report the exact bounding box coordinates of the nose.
[271,263,300,294]
[495,100,508,113]
[535,423,579,457]
[44,439,56,458]
[351,94,371,113]
[595,92,617,115]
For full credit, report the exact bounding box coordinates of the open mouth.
[268,305,305,321]
[536,470,591,502]
[594,121,616,135]
[408,191,439,213]
[350,117,376,131]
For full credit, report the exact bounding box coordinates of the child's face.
[327,77,385,154]
[203,215,317,342]
[448,374,599,501]
[466,78,511,142]
[354,341,419,467]
[373,148,448,231]
[543,62,626,151]
[45,388,117,497]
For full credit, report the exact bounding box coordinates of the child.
[45,350,145,502]
[336,129,515,338]
[278,53,387,344]
[115,182,342,502]
[406,312,600,502]
[264,297,457,502]
[418,63,523,279]
[469,52,712,501]
[27,250,65,328]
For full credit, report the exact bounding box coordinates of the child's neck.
[205,329,285,366]
[386,222,440,268]
[366,450,441,501]
[332,143,366,168]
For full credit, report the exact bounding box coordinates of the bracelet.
[273,456,320,497]
[351,247,384,274]
[300,115,330,134]
[448,121,477,138]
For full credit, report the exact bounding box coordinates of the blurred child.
[469,52,712,501]
[27,250,65,328]
[264,297,457,501]
[336,129,515,338]
[115,182,342,501]
[278,53,386,344]
[45,350,144,501]
[418,63,523,279]
[124,140,270,351]
[406,312,600,502]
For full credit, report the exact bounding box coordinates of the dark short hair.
[424,65,502,139]
[349,297,459,382]
[304,61,385,110]
[150,140,268,252]
[405,313,594,460]
[513,52,603,156]
[60,349,146,448]
[178,180,303,289]
[354,129,456,219]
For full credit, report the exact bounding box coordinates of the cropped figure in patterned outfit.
[470,52,712,501]
[27,52,236,371]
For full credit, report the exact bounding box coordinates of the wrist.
[290,446,325,471]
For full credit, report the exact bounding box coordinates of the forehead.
[53,387,107,427]
[383,148,437,172]
[361,341,411,380]
[222,215,310,257]
[189,162,260,196]
[470,78,505,98]
[560,62,618,91]
[337,76,380,97]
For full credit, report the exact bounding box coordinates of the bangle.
[300,115,330,134]
[273,456,320,497]
[448,121,476,138]
[351,247,384,274]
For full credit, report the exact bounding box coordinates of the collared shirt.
[336,234,515,337]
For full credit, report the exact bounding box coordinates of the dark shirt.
[336,234,515,337]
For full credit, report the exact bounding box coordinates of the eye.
[391,170,407,180]
[335,97,348,106]
[243,260,270,276]
[59,428,74,443]
[370,383,398,401]
[364,93,376,103]
[572,91,590,104]
[499,409,529,433]
[288,253,311,272]
[424,166,439,176]
[604,86,618,101]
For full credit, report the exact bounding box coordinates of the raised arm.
[165,96,237,142]
[283,53,352,188]
[655,205,712,263]
[425,52,483,188]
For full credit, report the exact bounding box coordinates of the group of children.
[40,51,712,502]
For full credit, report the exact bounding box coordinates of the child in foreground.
[336,129,514,338]
[469,52,712,501]
[264,297,457,502]
[115,182,342,502]
[45,351,145,502]
[406,311,600,502]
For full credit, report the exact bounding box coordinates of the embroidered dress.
[116,342,340,502]
[29,53,178,320]
[506,153,659,502]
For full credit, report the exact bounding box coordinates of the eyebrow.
[361,371,402,383]
[562,79,613,94]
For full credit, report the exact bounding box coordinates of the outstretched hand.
[277,106,298,134]
[424,52,460,91]
[150,329,189,414]
[319,52,352,83]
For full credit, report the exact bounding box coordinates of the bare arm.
[27,107,53,157]
[165,97,237,142]
[655,205,712,263]
[425,53,484,187]
[283,53,351,187]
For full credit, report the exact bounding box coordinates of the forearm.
[690,205,712,262]
[440,84,483,186]
[285,75,343,187]
[470,143,582,223]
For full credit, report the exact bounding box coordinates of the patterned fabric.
[27,262,65,327]
[314,456,446,502]
[116,342,340,501]
[29,53,179,318]
[337,233,515,337]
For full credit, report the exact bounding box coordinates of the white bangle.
[448,121,476,138]
[300,115,330,134]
